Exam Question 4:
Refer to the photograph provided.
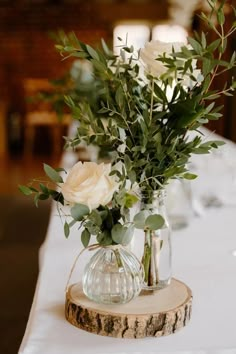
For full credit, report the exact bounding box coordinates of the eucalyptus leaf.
[71,203,90,221]
[64,221,70,238]
[97,230,112,246]
[85,221,100,235]
[124,154,132,171]
[55,167,67,173]
[145,214,165,230]
[111,223,124,244]
[124,193,139,208]
[49,191,64,205]
[86,45,99,61]
[38,193,49,200]
[133,210,151,229]
[183,173,198,180]
[43,164,63,183]
[19,185,33,196]
[101,38,113,56]
[201,32,207,49]
[123,225,134,245]
[200,140,225,148]
[111,224,134,245]
[128,170,136,184]
[39,183,49,194]
[34,193,40,208]
[217,8,225,26]
[81,229,91,247]
[89,210,102,226]
[69,219,77,228]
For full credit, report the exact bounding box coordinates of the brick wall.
[0,1,169,109]
[0,3,109,111]
[0,3,112,154]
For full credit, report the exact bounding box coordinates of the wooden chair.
[23,78,71,157]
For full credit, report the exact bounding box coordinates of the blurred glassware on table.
[165,179,201,230]
[190,129,236,209]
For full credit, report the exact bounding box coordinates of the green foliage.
[53,0,236,196]
[64,221,70,238]
[18,185,33,196]
[19,1,236,248]
[133,211,165,231]
[81,229,91,247]
[183,173,198,180]
[145,214,165,231]
[111,223,134,245]
[59,204,134,247]
[44,164,63,183]
[133,210,151,229]
[123,193,139,208]
[71,203,90,221]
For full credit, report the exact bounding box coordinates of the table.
[19,131,236,354]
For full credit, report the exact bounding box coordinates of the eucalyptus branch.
[30,178,53,185]
[105,106,135,144]
[205,86,233,99]
[31,178,59,187]
[225,27,236,39]
[123,87,148,126]
[138,175,164,186]
[19,3,236,248]
[120,80,132,113]
[61,52,78,61]
[149,78,154,124]
[214,67,234,77]
[57,205,65,226]
[89,132,130,149]
[203,50,222,96]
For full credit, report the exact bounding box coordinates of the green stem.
[149,78,154,124]
[142,229,152,285]
[142,244,150,283]
[114,248,123,268]
[142,228,163,287]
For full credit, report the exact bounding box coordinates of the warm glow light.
[113,24,150,55]
[152,24,188,44]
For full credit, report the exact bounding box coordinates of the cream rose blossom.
[61,162,119,210]
[140,40,203,87]
[140,40,185,76]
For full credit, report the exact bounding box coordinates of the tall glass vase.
[141,190,172,290]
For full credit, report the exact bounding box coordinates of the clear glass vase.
[141,190,172,290]
[82,245,144,304]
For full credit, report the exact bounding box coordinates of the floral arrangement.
[57,3,235,195]
[20,0,236,250]
[19,160,164,247]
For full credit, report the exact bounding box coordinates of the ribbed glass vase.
[82,245,144,304]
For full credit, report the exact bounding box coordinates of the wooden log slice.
[65,278,192,338]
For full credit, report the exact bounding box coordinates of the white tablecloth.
[19,131,236,354]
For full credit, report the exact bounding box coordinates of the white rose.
[140,40,185,77]
[182,68,204,89]
[61,161,119,210]
[140,40,202,88]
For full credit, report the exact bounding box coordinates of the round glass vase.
[141,190,172,291]
[82,245,144,305]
